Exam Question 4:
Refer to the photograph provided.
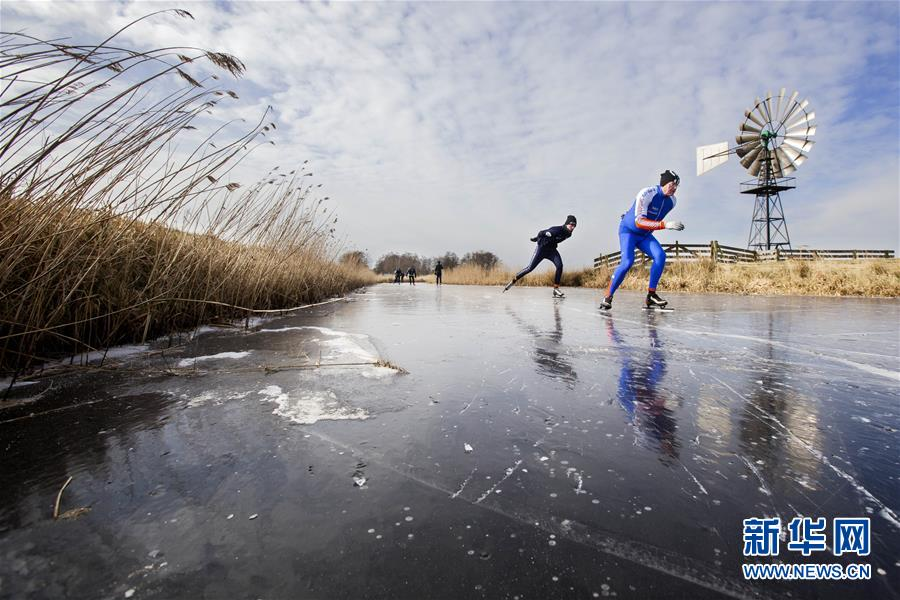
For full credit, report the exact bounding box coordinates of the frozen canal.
[1,283,898,599]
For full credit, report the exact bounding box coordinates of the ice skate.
[646,291,668,308]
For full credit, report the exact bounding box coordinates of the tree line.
[341,251,500,274]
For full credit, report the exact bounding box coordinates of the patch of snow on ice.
[360,366,397,379]
[258,385,368,425]
[178,351,251,368]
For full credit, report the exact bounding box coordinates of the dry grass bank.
[590,259,900,297]
[438,263,595,287]
[433,260,900,297]
[0,17,376,374]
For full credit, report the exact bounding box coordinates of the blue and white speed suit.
[607,186,676,296]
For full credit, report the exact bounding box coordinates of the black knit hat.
[660,170,680,186]
[565,215,577,226]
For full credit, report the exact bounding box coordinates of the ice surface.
[1,284,898,599]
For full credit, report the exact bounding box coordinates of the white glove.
[664,220,684,231]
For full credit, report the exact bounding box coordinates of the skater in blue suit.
[600,170,684,310]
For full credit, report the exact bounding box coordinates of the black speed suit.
[514,225,572,285]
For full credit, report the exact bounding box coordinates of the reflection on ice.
[605,316,679,461]
[507,304,578,388]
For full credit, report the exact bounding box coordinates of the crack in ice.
[451,468,478,499]
[475,460,523,504]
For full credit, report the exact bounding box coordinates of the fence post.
[710,240,718,263]
[775,247,781,261]
[675,241,680,261]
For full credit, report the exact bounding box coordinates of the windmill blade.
[774,87,786,122]
[776,89,795,123]
[740,146,763,169]
[779,144,803,164]
[784,135,815,149]
[696,142,730,175]
[778,145,809,168]
[772,147,790,178]
[786,111,815,130]
[785,124,816,137]
[751,101,770,128]
[735,139,761,158]
[781,98,810,126]
[784,91,799,115]
[771,156,784,178]
[763,91,775,124]
[744,107,766,128]
[740,121,762,133]
[736,132,762,144]
[748,154,764,176]
[774,147,796,174]
[784,138,815,154]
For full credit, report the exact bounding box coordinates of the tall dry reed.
[0,12,374,375]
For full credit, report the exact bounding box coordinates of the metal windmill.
[696,89,816,250]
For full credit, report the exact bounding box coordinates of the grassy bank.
[0,17,375,374]
[426,260,900,297]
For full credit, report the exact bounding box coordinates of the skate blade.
[643,306,674,312]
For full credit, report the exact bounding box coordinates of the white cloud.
[2,1,897,267]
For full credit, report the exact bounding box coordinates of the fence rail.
[593,241,895,270]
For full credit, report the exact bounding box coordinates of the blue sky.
[3,1,898,268]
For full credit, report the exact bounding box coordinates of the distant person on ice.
[434,260,443,285]
[600,170,684,311]
[407,266,417,285]
[394,268,403,284]
[503,215,577,298]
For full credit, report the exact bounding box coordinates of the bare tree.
[461,251,499,270]
[339,250,369,268]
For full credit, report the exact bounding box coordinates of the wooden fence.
[593,241,895,270]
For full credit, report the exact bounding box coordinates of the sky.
[3,1,899,268]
